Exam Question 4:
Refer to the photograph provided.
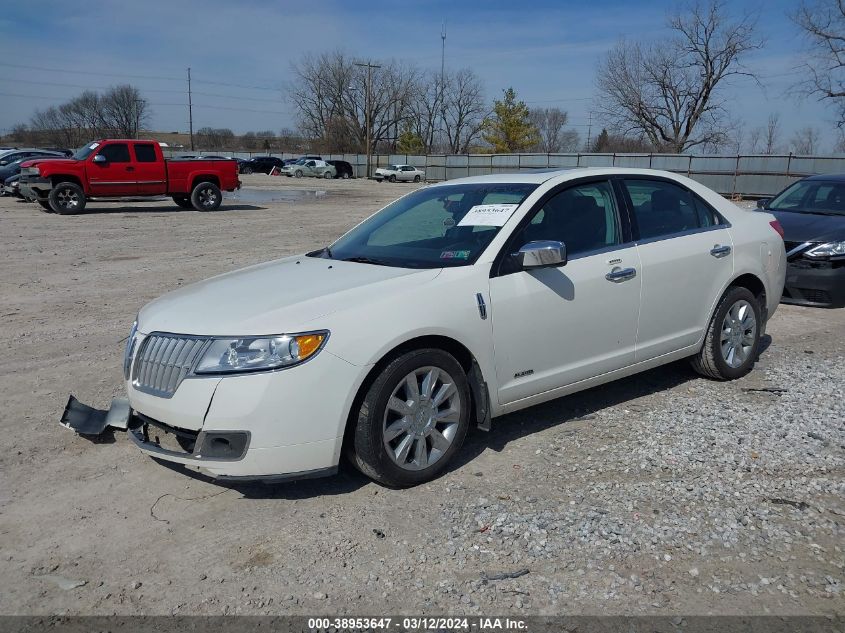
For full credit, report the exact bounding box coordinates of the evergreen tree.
[482,88,539,152]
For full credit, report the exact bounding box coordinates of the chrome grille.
[131,334,209,398]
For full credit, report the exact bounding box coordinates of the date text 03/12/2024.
[306,616,528,630]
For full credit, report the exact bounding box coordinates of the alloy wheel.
[720,299,756,368]
[198,186,218,209]
[55,187,79,210]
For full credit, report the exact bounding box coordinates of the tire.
[242,166,253,174]
[190,181,222,211]
[49,182,86,215]
[294,170,303,178]
[691,286,762,380]
[172,195,193,209]
[342,172,350,179]
[37,199,53,212]
[414,175,421,183]
[388,174,396,183]
[349,348,471,487]
[323,171,332,179]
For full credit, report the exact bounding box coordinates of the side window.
[98,143,130,163]
[623,179,701,240]
[511,181,621,258]
[134,144,157,163]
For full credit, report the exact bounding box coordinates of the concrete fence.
[163,150,845,197]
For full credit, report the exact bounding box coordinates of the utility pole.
[187,67,194,151]
[440,22,447,148]
[354,61,381,178]
[586,110,593,151]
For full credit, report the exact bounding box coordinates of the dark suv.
[240,156,285,174]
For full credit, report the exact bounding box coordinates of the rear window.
[134,144,157,163]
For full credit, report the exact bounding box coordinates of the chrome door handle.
[710,244,731,258]
[605,267,637,283]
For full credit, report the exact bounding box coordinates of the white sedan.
[375,164,425,183]
[71,168,786,487]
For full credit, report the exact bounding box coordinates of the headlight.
[805,241,845,258]
[194,331,328,374]
[123,320,138,380]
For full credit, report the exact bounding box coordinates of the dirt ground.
[0,175,842,616]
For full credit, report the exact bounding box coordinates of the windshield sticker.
[440,250,470,260]
[457,203,518,227]
[89,142,100,150]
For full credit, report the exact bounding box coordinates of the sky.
[0,0,834,152]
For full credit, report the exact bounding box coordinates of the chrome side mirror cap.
[515,240,567,269]
[92,154,107,164]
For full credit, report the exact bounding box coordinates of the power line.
[0,61,182,82]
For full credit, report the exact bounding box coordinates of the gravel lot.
[0,175,843,616]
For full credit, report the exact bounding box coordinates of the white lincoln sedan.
[96,169,786,487]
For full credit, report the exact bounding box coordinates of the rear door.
[619,178,734,361]
[88,142,136,196]
[132,142,166,195]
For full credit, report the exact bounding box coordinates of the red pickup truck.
[19,139,241,214]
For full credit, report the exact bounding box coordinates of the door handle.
[605,266,637,283]
[126,166,135,172]
[710,244,731,258]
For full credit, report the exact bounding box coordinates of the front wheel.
[323,171,332,179]
[691,286,762,380]
[388,174,397,183]
[349,349,470,487]
[242,166,253,174]
[341,172,350,179]
[190,181,222,211]
[49,182,86,214]
[294,170,303,178]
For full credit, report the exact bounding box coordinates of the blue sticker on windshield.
[440,250,470,260]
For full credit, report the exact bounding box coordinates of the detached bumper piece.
[60,395,131,435]
[782,258,845,308]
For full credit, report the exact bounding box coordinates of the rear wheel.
[691,286,761,380]
[49,182,86,214]
[414,175,421,183]
[242,165,253,174]
[342,172,350,179]
[172,195,193,209]
[349,349,470,487]
[190,181,222,211]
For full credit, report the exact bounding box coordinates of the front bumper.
[19,176,52,200]
[126,349,362,480]
[781,258,845,308]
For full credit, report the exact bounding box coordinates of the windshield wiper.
[342,256,391,266]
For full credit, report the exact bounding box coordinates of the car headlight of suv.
[805,241,845,258]
[123,319,138,380]
[193,331,328,374]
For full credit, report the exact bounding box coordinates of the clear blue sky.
[0,0,833,151]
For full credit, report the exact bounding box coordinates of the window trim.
[491,176,633,278]
[97,142,131,163]
[615,175,731,246]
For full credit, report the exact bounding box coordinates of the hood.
[138,254,440,336]
[769,209,845,243]
[20,157,76,168]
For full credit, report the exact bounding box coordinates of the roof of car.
[427,167,689,187]
[803,173,845,182]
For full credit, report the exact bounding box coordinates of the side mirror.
[92,154,107,164]
[514,240,567,269]
[756,198,770,209]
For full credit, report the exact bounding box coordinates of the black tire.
[341,172,350,179]
[691,286,762,380]
[323,171,332,179]
[37,199,54,212]
[388,174,397,183]
[294,169,303,178]
[349,348,471,487]
[190,181,222,211]
[413,175,421,183]
[49,182,86,215]
[242,165,253,174]
[172,195,193,209]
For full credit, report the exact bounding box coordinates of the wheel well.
[729,273,767,317]
[339,335,481,459]
[191,175,220,190]
[50,175,82,189]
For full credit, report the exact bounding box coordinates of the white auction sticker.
[457,203,519,227]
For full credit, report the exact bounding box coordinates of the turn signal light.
[294,333,325,360]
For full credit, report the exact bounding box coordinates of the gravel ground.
[0,175,842,616]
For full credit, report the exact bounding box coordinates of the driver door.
[88,143,136,196]
[489,179,641,404]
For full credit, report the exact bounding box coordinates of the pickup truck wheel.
[49,182,86,215]
[190,182,222,211]
[172,195,193,210]
[414,175,421,183]
[691,286,761,380]
[349,348,470,487]
[388,174,397,183]
[323,171,332,179]
[294,170,303,178]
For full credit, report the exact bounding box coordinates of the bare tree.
[790,126,821,154]
[99,85,149,138]
[794,0,845,124]
[596,1,762,152]
[196,127,235,150]
[529,107,580,152]
[408,70,444,151]
[763,113,781,154]
[441,68,487,153]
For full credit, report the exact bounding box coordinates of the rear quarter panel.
[165,159,240,194]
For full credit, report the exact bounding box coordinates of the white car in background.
[375,164,425,183]
[67,168,786,487]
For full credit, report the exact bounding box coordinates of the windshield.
[769,180,845,216]
[73,142,100,161]
[314,183,538,269]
